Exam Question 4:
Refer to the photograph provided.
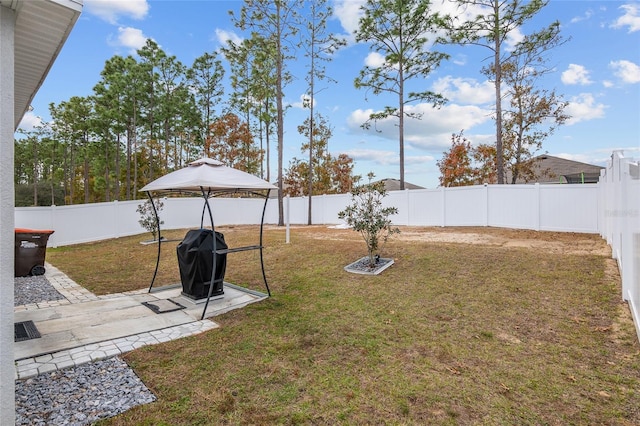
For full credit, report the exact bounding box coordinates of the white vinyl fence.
[598,151,640,339]
[14,153,640,338]
[14,197,279,247]
[290,183,599,231]
[16,182,599,248]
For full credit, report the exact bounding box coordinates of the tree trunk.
[276,4,284,227]
[83,153,89,204]
[126,124,132,200]
[398,18,405,191]
[115,133,121,200]
[69,144,75,204]
[494,0,505,184]
[307,83,314,225]
[32,138,38,206]
[132,95,139,197]
[266,104,271,183]
[104,133,110,202]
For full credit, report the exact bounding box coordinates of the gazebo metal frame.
[141,159,274,320]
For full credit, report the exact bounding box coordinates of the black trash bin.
[15,228,55,277]
[176,229,227,300]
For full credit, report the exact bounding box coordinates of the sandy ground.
[283,224,612,257]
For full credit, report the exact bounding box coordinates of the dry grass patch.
[47,226,640,425]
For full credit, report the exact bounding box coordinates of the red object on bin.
[15,228,55,234]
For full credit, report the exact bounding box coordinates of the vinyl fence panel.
[15,200,144,247]
[488,185,538,230]
[539,184,599,233]
[443,185,487,227]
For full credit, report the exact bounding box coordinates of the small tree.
[137,197,164,241]
[436,131,475,187]
[338,172,399,267]
[437,131,498,187]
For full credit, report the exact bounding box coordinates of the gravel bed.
[15,357,156,426]
[14,275,65,306]
[14,275,157,424]
[346,256,392,272]
[344,256,393,274]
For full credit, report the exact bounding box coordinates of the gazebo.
[140,158,276,319]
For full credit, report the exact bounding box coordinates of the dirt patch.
[289,225,611,257]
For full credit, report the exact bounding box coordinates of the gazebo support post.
[201,187,218,320]
[259,190,271,297]
[200,196,208,228]
[147,191,163,293]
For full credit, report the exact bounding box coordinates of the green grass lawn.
[47,226,640,425]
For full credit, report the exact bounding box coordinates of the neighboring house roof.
[6,0,82,129]
[511,155,604,184]
[373,178,425,191]
[268,177,424,198]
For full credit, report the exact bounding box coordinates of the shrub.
[137,197,164,241]
[338,172,399,266]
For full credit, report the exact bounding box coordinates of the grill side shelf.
[215,245,262,254]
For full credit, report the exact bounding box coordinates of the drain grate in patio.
[142,299,186,314]
[15,321,41,342]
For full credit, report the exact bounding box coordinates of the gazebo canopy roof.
[140,158,276,193]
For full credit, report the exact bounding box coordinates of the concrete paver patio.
[14,264,268,379]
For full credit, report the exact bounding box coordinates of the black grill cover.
[177,229,227,299]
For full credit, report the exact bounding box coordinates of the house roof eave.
[6,0,82,129]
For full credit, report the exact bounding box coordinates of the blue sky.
[19,0,640,188]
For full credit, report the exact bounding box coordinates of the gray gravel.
[14,274,65,306]
[14,275,157,425]
[15,357,156,426]
[346,256,392,272]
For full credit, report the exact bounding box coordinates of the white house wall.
[0,6,16,424]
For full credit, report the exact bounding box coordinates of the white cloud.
[290,93,314,110]
[611,4,640,33]
[405,154,435,164]
[347,108,375,129]
[364,52,386,68]
[565,93,607,124]
[334,0,448,44]
[342,148,398,166]
[333,0,366,43]
[432,76,494,105]
[610,60,640,84]
[561,64,593,85]
[112,27,149,54]
[340,152,436,177]
[452,54,467,66]
[347,102,491,150]
[437,1,488,25]
[84,0,149,25]
[554,148,640,167]
[441,1,522,51]
[603,80,614,88]
[17,111,44,131]
[215,29,242,48]
[554,153,599,164]
[570,9,594,24]
[505,27,524,51]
